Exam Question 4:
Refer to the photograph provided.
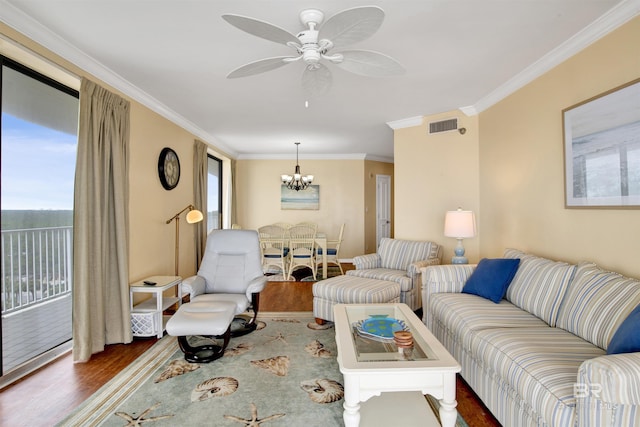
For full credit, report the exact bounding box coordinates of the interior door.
[376,174,391,248]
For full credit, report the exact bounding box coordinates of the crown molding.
[467,0,640,114]
[238,153,394,162]
[238,153,371,161]
[0,0,238,158]
[364,154,394,163]
[386,116,424,130]
[459,105,478,116]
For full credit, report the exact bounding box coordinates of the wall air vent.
[428,118,458,134]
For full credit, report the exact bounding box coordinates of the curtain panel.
[72,78,131,362]
[193,140,208,267]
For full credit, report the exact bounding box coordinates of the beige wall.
[479,17,640,278]
[235,159,366,258]
[394,112,481,263]
[363,160,394,253]
[128,104,203,281]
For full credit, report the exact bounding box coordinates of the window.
[207,154,222,232]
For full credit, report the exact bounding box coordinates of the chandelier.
[281,142,313,191]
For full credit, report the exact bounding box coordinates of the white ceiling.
[1,0,637,161]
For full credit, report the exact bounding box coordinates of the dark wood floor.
[0,266,501,427]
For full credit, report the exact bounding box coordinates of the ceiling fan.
[222,6,405,97]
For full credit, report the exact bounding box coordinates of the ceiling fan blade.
[335,50,405,77]
[227,56,295,78]
[222,14,300,46]
[302,63,332,98]
[320,6,384,49]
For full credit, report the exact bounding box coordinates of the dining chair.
[258,224,289,276]
[295,221,318,231]
[317,223,345,275]
[272,222,292,230]
[287,224,317,280]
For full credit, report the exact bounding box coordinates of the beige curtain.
[194,140,208,267]
[72,78,131,362]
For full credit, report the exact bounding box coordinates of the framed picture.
[281,185,319,210]
[563,78,640,208]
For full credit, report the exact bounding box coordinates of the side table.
[130,275,182,338]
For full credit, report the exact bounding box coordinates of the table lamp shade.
[444,209,476,238]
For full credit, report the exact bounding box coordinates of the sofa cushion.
[503,247,531,260]
[462,258,520,303]
[347,268,412,291]
[377,238,438,271]
[607,304,640,355]
[504,250,576,326]
[556,262,640,350]
[428,293,547,351]
[471,327,605,427]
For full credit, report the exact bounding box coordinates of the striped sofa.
[422,249,640,427]
[347,237,442,311]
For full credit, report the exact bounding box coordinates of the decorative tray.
[354,315,409,342]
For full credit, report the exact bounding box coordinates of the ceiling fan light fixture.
[222,6,403,96]
[282,142,313,191]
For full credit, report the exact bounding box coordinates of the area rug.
[59,315,468,427]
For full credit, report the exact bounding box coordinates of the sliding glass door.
[0,56,79,377]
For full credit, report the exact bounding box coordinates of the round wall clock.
[158,147,180,190]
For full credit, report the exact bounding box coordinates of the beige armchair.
[346,238,442,310]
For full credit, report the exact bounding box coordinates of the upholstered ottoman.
[312,276,401,323]
[166,300,236,363]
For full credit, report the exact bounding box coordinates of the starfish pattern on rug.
[114,402,173,426]
[224,403,285,426]
[264,331,297,345]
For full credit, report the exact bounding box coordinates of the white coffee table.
[334,303,461,427]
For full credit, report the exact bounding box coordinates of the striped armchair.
[346,238,441,310]
[421,249,640,427]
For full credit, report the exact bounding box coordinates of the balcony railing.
[1,226,73,315]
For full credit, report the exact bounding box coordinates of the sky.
[1,114,77,210]
[2,113,221,215]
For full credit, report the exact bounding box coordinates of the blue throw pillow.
[607,304,640,355]
[462,258,521,303]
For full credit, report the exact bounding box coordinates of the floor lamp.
[444,208,476,264]
[166,204,203,276]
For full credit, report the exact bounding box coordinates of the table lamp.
[444,208,476,264]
